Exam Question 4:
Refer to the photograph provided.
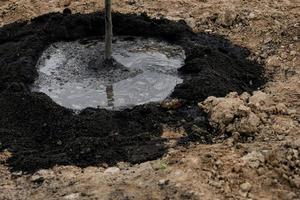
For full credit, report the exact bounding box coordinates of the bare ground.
[0,0,299,199]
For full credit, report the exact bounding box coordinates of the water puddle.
[32,37,185,110]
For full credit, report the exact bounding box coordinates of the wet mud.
[0,11,265,172]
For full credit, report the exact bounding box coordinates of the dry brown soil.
[0,0,299,199]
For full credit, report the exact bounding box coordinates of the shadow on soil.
[0,11,265,172]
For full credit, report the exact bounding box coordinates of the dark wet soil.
[0,11,265,172]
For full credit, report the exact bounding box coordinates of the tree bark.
[104,0,112,60]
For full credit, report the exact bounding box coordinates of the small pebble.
[240,182,252,192]
[30,175,45,183]
[104,167,120,174]
[290,51,296,56]
[158,179,169,186]
[64,193,81,200]
[248,12,256,19]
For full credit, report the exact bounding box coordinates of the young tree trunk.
[104,0,112,60]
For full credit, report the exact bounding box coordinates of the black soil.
[0,11,265,172]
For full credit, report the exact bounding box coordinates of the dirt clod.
[240,182,252,192]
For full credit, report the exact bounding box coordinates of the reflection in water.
[106,85,114,108]
[32,37,185,110]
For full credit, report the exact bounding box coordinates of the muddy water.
[32,37,185,110]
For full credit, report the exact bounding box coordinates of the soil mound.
[200,91,297,140]
[0,12,265,172]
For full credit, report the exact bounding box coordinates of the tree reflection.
[106,84,114,107]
